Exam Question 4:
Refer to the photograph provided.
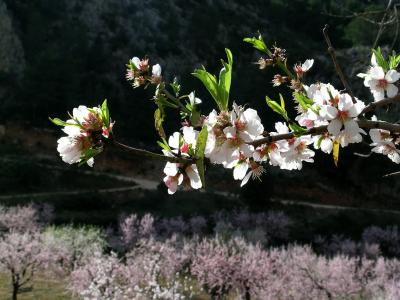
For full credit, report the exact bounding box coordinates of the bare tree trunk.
[12,283,19,300]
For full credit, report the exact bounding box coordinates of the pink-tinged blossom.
[272,122,314,170]
[118,213,155,250]
[369,129,400,163]
[162,127,202,194]
[319,93,366,146]
[204,104,263,168]
[313,133,334,154]
[0,232,46,300]
[359,65,400,101]
[69,251,132,300]
[0,204,42,233]
[232,159,265,187]
[57,134,94,166]
[56,105,113,167]
[188,91,202,106]
[294,59,314,77]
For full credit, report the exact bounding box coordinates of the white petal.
[274,122,289,134]
[131,57,141,69]
[63,124,81,136]
[168,132,181,150]
[344,119,360,136]
[233,162,249,180]
[302,59,314,71]
[240,171,253,187]
[388,150,400,164]
[338,94,352,111]
[371,53,377,66]
[152,64,162,77]
[369,129,383,143]
[186,165,202,189]
[223,126,237,139]
[87,158,94,167]
[372,89,385,101]
[327,119,342,136]
[357,72,367,78]
[320,105,338,120]
[385,70,400,83]
[370,66,385,80]
[163,176,178,194]
[386,83,398,98]
[182,126,197,146]
[320,138,333,154]
[163,162,179,176]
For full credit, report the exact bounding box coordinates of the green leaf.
[79,148,103,167]
[154,108,166,139]
[388,51,400,69]
[279,94,285,111]
[190,107,202,127]
[101,99,110,128]
[192,68,221,110]
[243,36,272,56]
[195,126,208,188]
[266,96,288,121]
[170,78,181,96]
[315,135,324,149]
[288,123,308,136]
[157,139,171,152]
[217,48,233,112]
[293,92,314,110]
[192,49,234,112]
[372,47,389,72]
[155,96,179,109]
[49,117,69,127]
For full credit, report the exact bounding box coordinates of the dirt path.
[2,156,400,215]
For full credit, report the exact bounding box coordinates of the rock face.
[0,0,25,77]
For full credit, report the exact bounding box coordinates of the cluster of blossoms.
[162,126,202,194]
[51,35,400,194]
[53,101,113,167]
[204,103,265,185]
[358,52,400,101]
[126,56,162,88]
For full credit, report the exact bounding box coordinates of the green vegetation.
[0,274,73,300]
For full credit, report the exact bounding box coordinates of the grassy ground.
[0,274,74,300]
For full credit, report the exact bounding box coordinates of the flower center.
[329,95,339,106]
[180,143,189,154]
[228,135,243,147]
[296,141,306,152]
[288,138,296,146]
[377,79,388,89]
[294,65,304,77]
[268,143,278,152]
[337,110,348,120]
[303,119,314,128]
[235,120,247,131]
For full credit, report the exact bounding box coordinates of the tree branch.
[323,24,356,103]
[360,93,400,115]
[249,119,400,147]
[373,0,394,48]
[111,140,193,164]
[163,89,192,115]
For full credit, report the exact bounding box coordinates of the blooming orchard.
[51,34,400,194]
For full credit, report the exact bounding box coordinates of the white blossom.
[188,91,202,105]
[294,59,314,77]
[162,127,202,194]
[363,66,400,101]
[369,129,400,163]
[319,93,365,146]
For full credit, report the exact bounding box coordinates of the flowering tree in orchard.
[50,26,400,194]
